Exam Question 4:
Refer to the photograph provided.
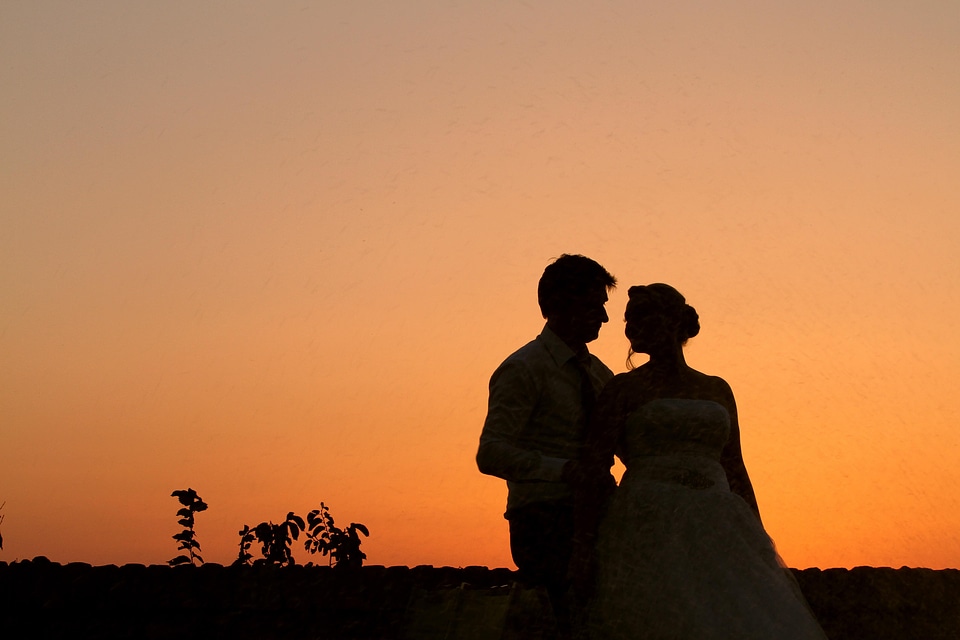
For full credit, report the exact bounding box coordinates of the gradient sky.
[2,1,959,569]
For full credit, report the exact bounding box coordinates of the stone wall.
[2,559,959,639]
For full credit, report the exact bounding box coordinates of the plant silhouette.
[169,488,207,566]
[233,502,369,568]
[0,501,5,551]
[304,502,369,569]
[236,524,256,566]
[239,512,306,567]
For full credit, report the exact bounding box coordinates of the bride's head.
[624,283,700,367]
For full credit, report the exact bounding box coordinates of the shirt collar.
[538,324,584,368]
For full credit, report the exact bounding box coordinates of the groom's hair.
[538,254,616,318]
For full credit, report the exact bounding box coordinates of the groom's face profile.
[551,286,610,346]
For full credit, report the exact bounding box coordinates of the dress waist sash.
[621,455,730,491]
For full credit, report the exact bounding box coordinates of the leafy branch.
[304,502,369,569]
[236,524,256,566]
[169,488,207,566]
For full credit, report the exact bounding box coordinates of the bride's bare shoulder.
[684,369,734,398]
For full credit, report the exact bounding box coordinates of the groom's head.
[539,254,616,346]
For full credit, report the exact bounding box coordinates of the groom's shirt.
[477,324,613,516]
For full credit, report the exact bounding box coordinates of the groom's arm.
[476,359,569,483]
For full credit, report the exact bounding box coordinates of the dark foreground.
[2,559,959,639]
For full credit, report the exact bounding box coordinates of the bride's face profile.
[624,301,675,355]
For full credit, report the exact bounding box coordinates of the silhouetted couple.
[477,255,826,639]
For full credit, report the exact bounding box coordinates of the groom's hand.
[562,460,618,494]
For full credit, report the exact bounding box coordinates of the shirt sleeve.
[476,358,568,483]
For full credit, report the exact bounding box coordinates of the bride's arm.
[717,379,763,524]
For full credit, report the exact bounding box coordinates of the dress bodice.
[620,398,731,465]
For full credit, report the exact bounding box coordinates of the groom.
[477,254,616,634]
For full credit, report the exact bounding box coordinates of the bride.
[573,284,827,639]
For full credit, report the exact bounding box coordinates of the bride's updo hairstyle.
[625,283,700,368]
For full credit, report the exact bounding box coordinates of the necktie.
[572,353,596,422]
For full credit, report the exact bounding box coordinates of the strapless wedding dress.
[588,398,827,639]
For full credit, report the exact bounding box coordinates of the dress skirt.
[587,454,827,640]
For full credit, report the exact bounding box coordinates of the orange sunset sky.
[2,2,959,570]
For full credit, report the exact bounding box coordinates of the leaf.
[173,489,197,506]
[352,523,370,537]
[289,514,305,530]
[193,501,208,512]
[168,555,191,566]
[172,531,194,542]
